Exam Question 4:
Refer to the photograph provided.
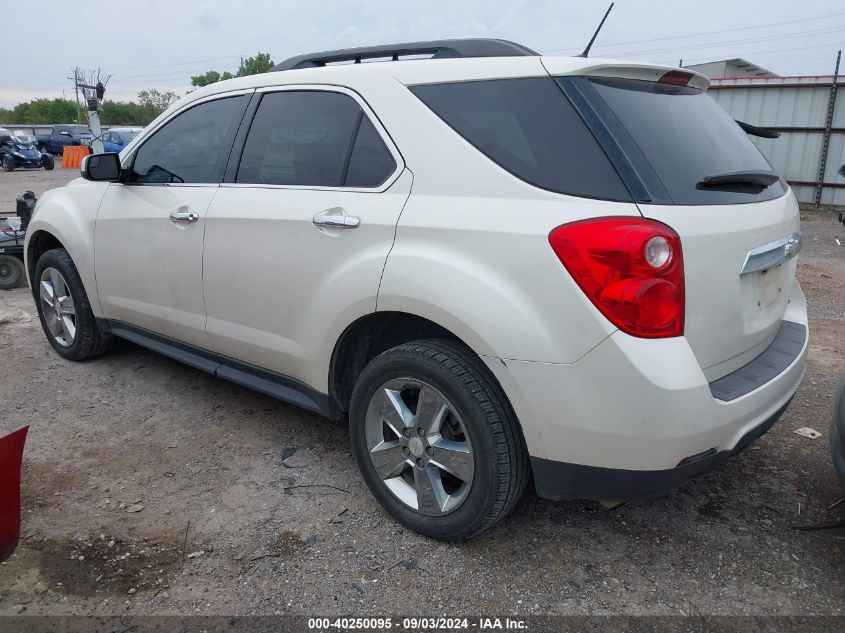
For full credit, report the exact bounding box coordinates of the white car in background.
[24,39,807,540]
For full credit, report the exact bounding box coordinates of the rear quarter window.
[410,78,631,201]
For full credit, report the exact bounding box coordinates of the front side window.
[130,96,245,184]
[237,90,395,188]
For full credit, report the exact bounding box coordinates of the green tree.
[190,70,233,88]
[236,52,274,76]
[100,100,160,126]
[189,51,274,88]
[137,89,179,113]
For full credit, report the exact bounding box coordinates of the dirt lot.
[0,169,842,617]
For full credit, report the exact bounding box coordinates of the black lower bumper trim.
[532,398,792,502]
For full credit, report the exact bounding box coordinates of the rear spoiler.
[542,59,711,91]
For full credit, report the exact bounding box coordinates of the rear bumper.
[483,281,808,498]
[531,397,791,501]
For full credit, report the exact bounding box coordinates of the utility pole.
[67,75,81,123]
[814,50,841,208]
[71,67,110,154]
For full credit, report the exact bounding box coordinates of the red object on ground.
[0,426,28,562]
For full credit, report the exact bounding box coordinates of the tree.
[0,98,81,124]
[190,70,233,88]
[236,52,274,77]
[189,51,274,88]
[100,100,161,126]
[137,89,179,113]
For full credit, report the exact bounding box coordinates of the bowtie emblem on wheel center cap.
[408,437,425,458]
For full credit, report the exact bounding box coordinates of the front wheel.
[1,157,13,172]
[349,339,529,540]
[33,248,113,361]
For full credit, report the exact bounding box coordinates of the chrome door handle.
[313,208,360,230]
[169,211,199,223]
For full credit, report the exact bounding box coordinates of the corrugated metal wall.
[709,76,844,206]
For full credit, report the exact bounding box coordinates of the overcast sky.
[2,0,844,108]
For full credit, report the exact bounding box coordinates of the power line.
[538,9,845,53]
[612,23,845,58]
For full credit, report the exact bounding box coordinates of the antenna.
[578,3,614,58]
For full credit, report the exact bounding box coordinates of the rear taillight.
[549,217,684,338]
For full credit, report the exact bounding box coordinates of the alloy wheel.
[39,267,77,347]
[364,378,474,516]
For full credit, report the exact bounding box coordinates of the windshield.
[576,77,786,205]
[121,131,139,141]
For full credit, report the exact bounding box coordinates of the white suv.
[24,39,808,540]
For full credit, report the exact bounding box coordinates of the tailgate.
[642,192,800,381]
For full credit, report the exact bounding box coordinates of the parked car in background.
[35,124,92,155]
[0,128,54,171]
[25,39,809,540]
[101,128,143,153]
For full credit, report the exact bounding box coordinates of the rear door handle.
[169,210,199,223]
[313,208,360,230]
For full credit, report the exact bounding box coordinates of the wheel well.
[26,231,64,288]
[330,312,465,414]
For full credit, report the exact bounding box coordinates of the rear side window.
[130,96,245,184]
[579,77,787,205]
[411,78,631,201]
[237,91,395,188]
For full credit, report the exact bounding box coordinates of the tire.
[0,255,24,290]
[33,248,113,361]
[349,338,529,540]
[2,157,13,172]
[43,156,54,171]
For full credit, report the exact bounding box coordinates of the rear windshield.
[579,77,786,205]
[411,78,631,201]
[69,126,90,135]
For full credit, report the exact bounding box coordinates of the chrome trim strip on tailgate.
[709,320,806,401]
[740,232,802,275]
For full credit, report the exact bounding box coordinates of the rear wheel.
[42,156,54,171]
[34,248,113,360]
[349,339,528,540]
[0,255,24,290]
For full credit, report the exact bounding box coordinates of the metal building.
[701,68,843,207]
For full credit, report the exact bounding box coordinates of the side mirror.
[117,138,125,145]
[81,152,121,181]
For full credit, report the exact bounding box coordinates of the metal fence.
[709,70,843,206]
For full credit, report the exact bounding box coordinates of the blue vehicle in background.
[101,127,143,153]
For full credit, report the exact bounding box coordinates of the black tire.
[2,157,13,172]
[42,156,54,171]
[0,255,24,290]
[33,248,113,361]
[349,338,529,540]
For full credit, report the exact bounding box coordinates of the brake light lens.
[658,70,693,86]
[549,217,684,338]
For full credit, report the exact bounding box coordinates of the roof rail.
[273,38,539,71]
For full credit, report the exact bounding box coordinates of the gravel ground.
[0,169,842,617]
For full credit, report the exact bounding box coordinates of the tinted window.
[131,96,245,184]
[581,77,786,205]
[238,91,368,187]
[411,78,630,201]
[345,117,396,187]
